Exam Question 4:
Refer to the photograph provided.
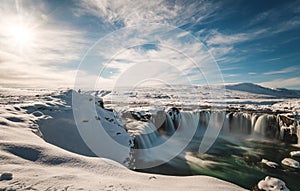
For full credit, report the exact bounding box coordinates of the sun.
[10,24,32,44]
[8,23,35,48]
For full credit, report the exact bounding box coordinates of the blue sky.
[0,0,300,89]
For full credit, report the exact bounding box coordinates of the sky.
[0,0,300,89]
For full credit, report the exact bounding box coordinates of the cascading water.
[199,111,210,128]
[253,114,268,137]
[123,108,299,170]
[161,114,176,136]
[127,110,299,150]
[121,108,300,190]
[225,112,252,134]
[251,114,259,131]
[243,113,252,134]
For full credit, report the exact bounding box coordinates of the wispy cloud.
[206,30,249,46]
[0,1,88,87]
[263,66,299,75]
[80,26,224,88]
[76,0,220,27]
[205,27,272,60]
[76,0,300,89]
[264,57,281,62]
[1,0,298,89]
[201,1,300,63]
[260,77,300,89]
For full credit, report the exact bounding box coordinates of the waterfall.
[225,112,252,134]
[243,113,252,134]
[220,112,295,141]
[123,107,300,170]
[253,114,268,137]
[129,110,200,168]
[131,110,200,150]
[251,114,259,132]
[199,111,210,128]
[134,121,162,149]
[179,111,199,131]
[266,115,279,139]
[125,108,300,168]
[151,110,165,130]
[135,110,298,146]
[222,113,230,133]
[164,114,176,136]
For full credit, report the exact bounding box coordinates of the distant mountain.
[225,83,300,98]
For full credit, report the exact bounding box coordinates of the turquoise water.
[137,137,300,190]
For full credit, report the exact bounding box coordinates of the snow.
[225,83,300,98]
[0,88,247,191]
[281,158,300,169]
[290,151,300,157]
[0,83,299,190]
[100,83,300,114]
[261,159,279,168]
[257,176,290,191]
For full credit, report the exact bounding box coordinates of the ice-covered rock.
[252,176,289,191]
[261,159,279,168]
[290,151,300,157]
[281,158,300,169]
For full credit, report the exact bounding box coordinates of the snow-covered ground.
[0,117,246,191]
[1,83,299,190]
[0,87,247,191]
[101,83,300,113]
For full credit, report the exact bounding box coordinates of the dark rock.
[0,172,13,181]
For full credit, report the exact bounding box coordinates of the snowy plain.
[1,83,299,190]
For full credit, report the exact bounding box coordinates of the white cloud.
[260,77,300,89]
[0,59,77,88]
[208,46,233,58]
[80,24,224,88]
[263,66,299,75]
[205,28,268,59]
[75,0,300,89]
[248,1,300,36]
[0,1,88,87]
[202,1,300,61]
[76,0,219,27]
[77,0,177,27]
[206,30,249,46]
[264,57,281,62]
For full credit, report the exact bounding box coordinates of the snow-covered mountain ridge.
[225,83,300,98]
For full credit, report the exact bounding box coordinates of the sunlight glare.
[9,23,34,46]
